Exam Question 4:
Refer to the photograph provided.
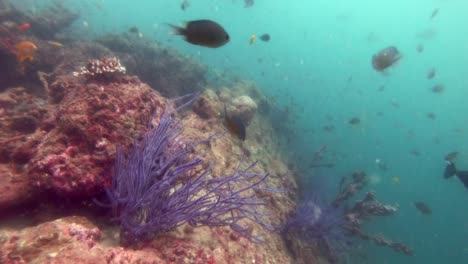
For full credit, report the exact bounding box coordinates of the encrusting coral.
[73,56,126,80]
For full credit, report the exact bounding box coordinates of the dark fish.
[169,20,230,48]
[410,149,421,157]
[181,0,190,11]
[244,0,254,8]
[224,105,246,141]
[390,100,400,108]
[129,26,139,33]
[371,46,401,72]
[426,112,436,120]
[431,84,445,93]
[348,117,360,125]
[427,67,436,79]
[444,151,458,162]
[414,201,432,215]
[416,44,424,53]
[259,34,270,42]
[444,162,468,189]
[430,8,439,19]
[377,161,388,171]
[323,124,335,132]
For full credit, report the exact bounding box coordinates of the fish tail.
[167,24,185,35]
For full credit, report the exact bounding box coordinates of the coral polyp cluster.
[73,56,126,80]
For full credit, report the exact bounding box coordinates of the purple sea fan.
[104,105,274,245]
[282,195,350,263]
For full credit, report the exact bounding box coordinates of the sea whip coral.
[73,56,126,80]
[102,98,274,245]
[282,195,349,263]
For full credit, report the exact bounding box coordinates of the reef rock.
[27,75,167,197]
[230,95,257,125]
[96,33,207,98]
[192,89,220,119]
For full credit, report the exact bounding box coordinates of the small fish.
[431,84,445,93]
[323,124,335,132]
[372,46,401,72]
[168,20,229,48]
[47,41,63,47]
[259,34,270,42]
[444,151,458,162]
[83,20,89,27]
[414,201,432,215]
[249,34,256,45]
[17,22,30,31]
[224,105,246,141]
[410,149,421,157]
[391,177,400,184]
[426,112,436,120]
[348,117,360,125]
[15,41,37,63]
[416,44,424,53]
[430,8,439,19]
[129,26,139,34]
[181,0,190,11]
[244,0,254,8]
[427,67,436,79]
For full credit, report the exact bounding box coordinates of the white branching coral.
[73,57,126,79]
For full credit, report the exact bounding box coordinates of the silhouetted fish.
[416,44,424,53]
[224,105,246,141]
[169,20,229,48]
[414,201,432,215]
[431,84,444,93]
[259,34,270,42]
[427,67,436,79]
[244,0,254,8]
[348,117,360,125]
[181,0,190,11]
[430,8,439,19]
[129,26,139,33]
[444,151,458,162]
[426,112,436,120]
[372,46,401,72]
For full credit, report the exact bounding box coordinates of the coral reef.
[73,57,126,80]
[26,75,166,197]
[0,0,78,39]
[106,104,276,245]
[230,95,258,125]
[283,171,413,263]
[96,33,207,97]
[282,195,349,264]
[0,3,298,263]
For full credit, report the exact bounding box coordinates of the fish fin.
[167,23,185,35]
[444,161,457,178]
[457,172,468,189]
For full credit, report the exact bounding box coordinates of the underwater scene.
[0,0,467,263]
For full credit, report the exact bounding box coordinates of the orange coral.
[15,40,37,63]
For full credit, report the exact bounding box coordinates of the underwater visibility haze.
[0,0,467,263]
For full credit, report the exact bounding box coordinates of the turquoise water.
[16,0,468,263]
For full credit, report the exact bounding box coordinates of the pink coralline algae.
[27,75,167,197]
